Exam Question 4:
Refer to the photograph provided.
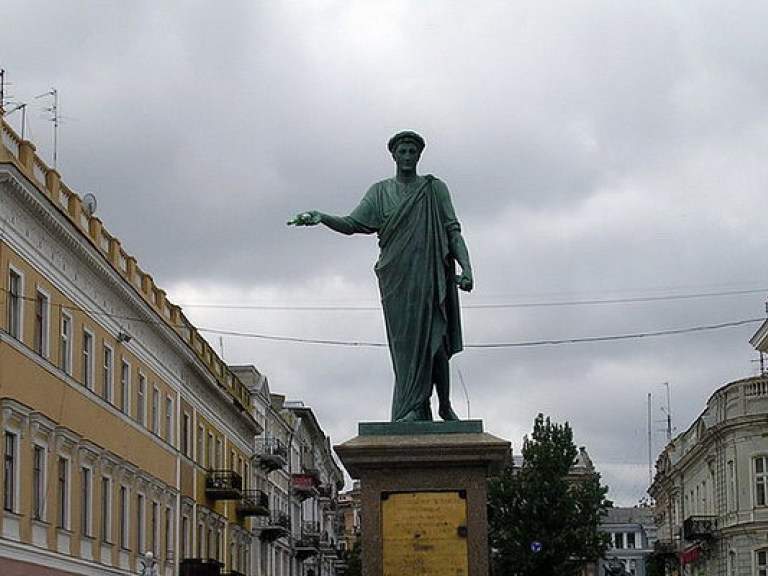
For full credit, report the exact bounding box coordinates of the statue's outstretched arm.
[288,211,359,235]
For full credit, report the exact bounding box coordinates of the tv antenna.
[5,102,28,139]
[457,369,471,419]
[660,381,673,441]
[36,88,59,168]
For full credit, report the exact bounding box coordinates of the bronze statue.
[290,131,473,422]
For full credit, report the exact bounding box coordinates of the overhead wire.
[177,287,768,311]
[2,286,764,349]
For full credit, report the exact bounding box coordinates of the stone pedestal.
[335,421,510,576]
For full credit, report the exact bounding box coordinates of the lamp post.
[139,551,158,576]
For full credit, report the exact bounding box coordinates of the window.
[33,445,45,520]
[119,485,129,548]
[181,515,189,559]
[81,467,92,536]
[82,329,94,389]
[60,312,73,374]
[101,476,112,543]
[614,532,624,549]
[756,456,768,507]
[7,268,23,339]
[151,501,159,554]
[57,457,69,529]
[182,413,191,456]
[103,345,114,403]
[626,531,636,549]
[165,506,173,558]
[33,289,50,357]
[757,549,768,576]
[3,432,17,511]
[137,375,146,425]
[120,361,131,414]
[151,387,160,434]
[165,396,174,442]
[197,425,205,467]
[137,493,145,553]
[207,433,214,469]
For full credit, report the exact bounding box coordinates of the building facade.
[598,507,656,576]
[648,375,768,576]
[0,107,344,576]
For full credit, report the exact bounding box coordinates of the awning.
[681,546,701,565]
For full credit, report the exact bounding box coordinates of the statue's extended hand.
[456,270,473,292]
[287,211,321,226]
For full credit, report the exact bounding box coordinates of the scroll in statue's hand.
[287,211,321,226]
[456,271,473,292]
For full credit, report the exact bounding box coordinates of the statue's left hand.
[287,211,321,226]
[456,270,473,292]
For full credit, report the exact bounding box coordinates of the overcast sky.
[4,0,768,505]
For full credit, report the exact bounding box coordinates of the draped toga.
[346,175,464,421]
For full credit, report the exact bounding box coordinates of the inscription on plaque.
[381,491,468,576]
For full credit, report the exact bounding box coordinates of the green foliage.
[645,551,677,576]
[342,539,362,576]
[488,414,611,576]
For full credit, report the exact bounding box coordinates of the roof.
[602,506,655,527]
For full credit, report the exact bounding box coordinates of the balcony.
[258,511,290,542]
[295,534,320,561]
[292,473,320,500]
[237,489,269,517]
[302,521,321,536]
[257,438,288,473]
[683,515,716,540]
[205,470,242,500]
[654,539,678,555]
[179,558,223,576]
[319,535,335,553]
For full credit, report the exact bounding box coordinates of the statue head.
[387,131,425,155]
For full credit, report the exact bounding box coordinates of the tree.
[342,539,362,576]
[488,414,611,576]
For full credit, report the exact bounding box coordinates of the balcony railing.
[179,558,223,576]
[683,515,716,540]
[205,470,243,500]
[654,539,678,555]
[257,438,288,473]
[237,489,269,517]
[295,534,320,561]
[292,473,320,500]
[301,521,321,536]
[257,511,290,542]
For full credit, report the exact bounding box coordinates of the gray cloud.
[4,0,768,504]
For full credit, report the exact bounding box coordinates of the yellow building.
[0,109,269,575]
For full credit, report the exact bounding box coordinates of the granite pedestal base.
[335,421,510,576]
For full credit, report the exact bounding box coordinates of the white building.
[598,507,656,576]
[649,375,768,576]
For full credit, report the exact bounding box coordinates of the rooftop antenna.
[663,382,672,441]
[6,103,28,139]
[647,392,653,485]
[36,88,59,169]
[457,369,471,419]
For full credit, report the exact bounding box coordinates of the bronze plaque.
[381,491,468,576]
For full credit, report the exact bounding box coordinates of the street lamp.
[139,551,158,576]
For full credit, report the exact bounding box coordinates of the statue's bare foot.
[439,405,459,421]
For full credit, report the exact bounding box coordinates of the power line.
[177,287,768,312]
[2,286,763,349]
[196,318,763,349]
